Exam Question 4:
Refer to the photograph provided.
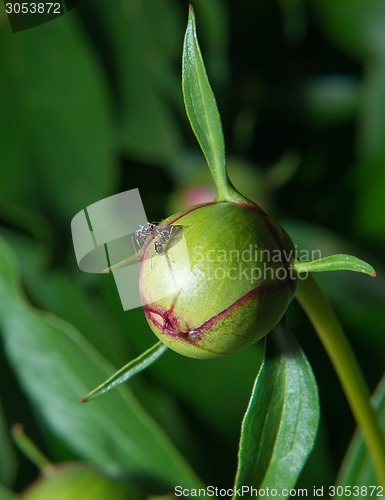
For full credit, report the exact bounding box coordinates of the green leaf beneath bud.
[233,319,320,497]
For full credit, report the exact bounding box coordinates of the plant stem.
[296,274,385,487]
[12,424,55,476]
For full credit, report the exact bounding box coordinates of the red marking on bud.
[143,282,288,344]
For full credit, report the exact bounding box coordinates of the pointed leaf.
[295,254,376,277]
[233,320,320,497]
[82,342,168,402]
[182,6,227,196]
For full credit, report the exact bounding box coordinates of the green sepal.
[82,342,168,402]
[295,254,376,277]
[182,6,250,205]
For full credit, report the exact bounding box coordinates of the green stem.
[215,173,235,202]
[296,275,385,486]
[12,424,55,476]
[215,179,253,205]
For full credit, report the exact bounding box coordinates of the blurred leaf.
[0,230,133,368]
[312,0,385,58]
[0,239,202,488]
[313,6,385,241]
[280,0,307,45]
[358,58,385,160]
[304,76,360,126]
[337,373,385,490]
[192,0,229,86]
[354,57,385,241]
[0,200,52,251]
[0,14,116,221]
[79,0,182,165]
[0,484,17,500]
[233,320,319,497]
[0,230,200,466]
[0,40,37,213]
[0,399,17,487]
[354,153,385,242]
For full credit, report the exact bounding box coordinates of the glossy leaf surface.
[233,320,319,498]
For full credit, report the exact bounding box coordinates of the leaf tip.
[188,4,196,26]
[80,395,90,404]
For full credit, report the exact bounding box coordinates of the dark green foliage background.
[0,0,384,494]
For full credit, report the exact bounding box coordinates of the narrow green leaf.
[295,254,376,277]
[233,320,319,498]
[182,6,235,202]
[0,239,203,489]
[337,373,385,490]
[182,6,252,205]
[82,342,168,403]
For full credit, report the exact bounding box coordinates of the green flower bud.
[139,201,296,359]
[23,464,139,500]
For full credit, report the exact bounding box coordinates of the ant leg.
[165,252,175,265]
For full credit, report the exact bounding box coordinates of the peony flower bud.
[139,200,296,359]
